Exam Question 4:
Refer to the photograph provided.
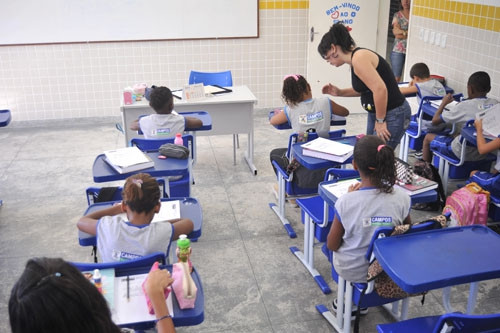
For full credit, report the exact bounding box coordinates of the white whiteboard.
[1,0,258,45]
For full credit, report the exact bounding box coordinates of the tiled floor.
[1,111,499,332]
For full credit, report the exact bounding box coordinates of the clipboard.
[204,85,232,95]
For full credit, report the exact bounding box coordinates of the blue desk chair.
[269,129,346,238]
[292,168,359,294]
[0,109,11,206]
[85,178,169,205]
[377,312,500,333]
[431,120,495,194]
[188,70,239,165]
[398,91,462,162]
[316,220,443,333]
[131,134,194,197]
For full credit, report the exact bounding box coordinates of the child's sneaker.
[331,299,368,321]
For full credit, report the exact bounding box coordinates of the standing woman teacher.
[318,23,411,149]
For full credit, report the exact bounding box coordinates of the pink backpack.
[443,183,490,226]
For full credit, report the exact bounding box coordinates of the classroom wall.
[0,1,310,122]
[1,0,498,122]
[405,1,499,100]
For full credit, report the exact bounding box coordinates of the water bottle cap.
[176,133,181,137]
[177,234,190,248]
[93,269,101,279]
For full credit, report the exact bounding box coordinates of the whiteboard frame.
[0,0,259,46]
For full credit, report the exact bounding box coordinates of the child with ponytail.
[270,74,349,189]
[77,173,193,262]
[327,135,411,284]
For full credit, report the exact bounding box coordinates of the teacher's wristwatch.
[376,118,385,124]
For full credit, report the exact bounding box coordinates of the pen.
[126,275,130,301]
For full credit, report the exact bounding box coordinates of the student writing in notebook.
[422,71,498,163]
[130,86,202,139]
[77,173,193,262]
[9,257,176,333]
[269,74,349,190]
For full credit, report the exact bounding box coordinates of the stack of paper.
[301,137,354,163]
[396,174,438,196]
[104,146,154,174]
[476,104,500,139]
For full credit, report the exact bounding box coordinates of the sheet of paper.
[301,137,353,156]
[476,104,500,138]
[323,179,360,200]
[430,99,458,110]
[112,273,173,325]
[117,200,181,223]
[104,147,151,167]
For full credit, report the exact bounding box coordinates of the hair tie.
[283,74,300,81]
[35,272,62,288]
[132,178,143,188]
[377,144,385,152]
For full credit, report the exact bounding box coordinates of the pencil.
[126,275,130,301]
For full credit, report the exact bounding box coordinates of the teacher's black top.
[351,47,405,113]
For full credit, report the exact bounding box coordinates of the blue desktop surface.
[373,225,500,293]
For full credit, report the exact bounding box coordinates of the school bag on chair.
[443,182,490,226]
[412,160,447,211]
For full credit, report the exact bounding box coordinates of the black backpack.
[412,160,447,210]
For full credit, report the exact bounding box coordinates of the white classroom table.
[120,86,258,175]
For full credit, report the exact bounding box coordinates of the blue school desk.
[268,109,347,129]
[286,137,356,291]
[374,225,500,314]
[460,124,498,146]
[78,197,203,252]
[93,150,189,183]
[290,136,357,169]
[76,263,204,329]
[292,177,438,294]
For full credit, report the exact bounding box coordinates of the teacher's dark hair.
[353,135,396,193]
[317,22,356,58]
[9,257,121,333]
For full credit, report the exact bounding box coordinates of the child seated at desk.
[269,74,349,189]
[470,117,500,196]
[399,62,446,101]
[327,136,411,285]
[422,71,498,163]
[130,86,202,139]
[9,257,176,333]
[77,173,194,262]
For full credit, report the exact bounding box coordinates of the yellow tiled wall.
[412,0,499,31]
[259,1,309,10]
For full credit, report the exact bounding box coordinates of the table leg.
[244,131,257,175]
[269,173,296,238]
[289,213,331,294]
[315,276,347,332]
[442,286,453,313]
[466,282,479,314]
